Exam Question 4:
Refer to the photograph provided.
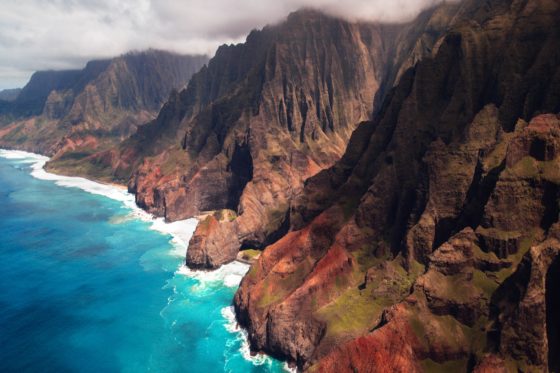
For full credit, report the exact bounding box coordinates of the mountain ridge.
[0,50,208,172]
[234,0,560,370]
[77,5,464,272]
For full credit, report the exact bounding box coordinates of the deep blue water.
[0,152,283,373]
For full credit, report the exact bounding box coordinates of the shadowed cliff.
[234,0,560,370]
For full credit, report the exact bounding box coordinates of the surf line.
[0,149,254,284]
[0,148,289,368]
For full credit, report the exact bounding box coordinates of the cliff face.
[0,60,111,119]
[235,0,560,370]
[91,7,460,270]
[0,88,22,103]
[0,50,208,179]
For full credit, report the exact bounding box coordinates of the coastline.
[0,148,289,371]
[0,149,198,248]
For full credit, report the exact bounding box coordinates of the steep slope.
[0,61,110,120]
[0,88,22,102]
[90,7,459,270]
[235,0,560,370]
[0,50,208,179]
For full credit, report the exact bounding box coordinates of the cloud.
[0,0,446,89]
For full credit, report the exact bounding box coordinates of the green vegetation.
[316,255,420,345]
[213,209,237,222]
[257,259,313,309]
[238,249,261,262]
[47,153,116,182]
[197,215,214,232]
[540,159,560,183]
[410,310,481,356]
[500,356,543,373]
[264,203,288,234]
[316,286,387,341]
[472,243,500,262]
[508,156,560,183]
[160,147,191,176]
[409,259,427,277]
[490,228,541,283]
[420,358,468,373]
[245,264,259,280]
[352,242,387,272]
[426,271,477,303]
[511,156,539,178]
[339,195,362,220]
[482,137,510,170]
[410,316,426,339]
[257,277,290,308]
[472,270,499,299]
[476,226,522,242]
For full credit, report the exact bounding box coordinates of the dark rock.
[234,0,560,370]
[476,227,522,259]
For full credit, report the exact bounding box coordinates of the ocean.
[0,150,285,373]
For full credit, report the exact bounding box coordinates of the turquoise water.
[0,151,284,373]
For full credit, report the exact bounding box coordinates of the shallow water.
[0,150,284,373]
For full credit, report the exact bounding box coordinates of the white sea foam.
[0,148,198,257]
[221,306,297,372]
[0,148,283,369]
[221,306,273,366]
[0,149,47,162]
[149,217,197,256]
[0,149,249,288]
[176,260,249,289]
[0,149,136,206]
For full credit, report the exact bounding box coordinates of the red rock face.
[235,0,560,370]
[186,214,240,269]
[311,313,424,373]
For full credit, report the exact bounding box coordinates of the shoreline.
[0,148,197,245]
[0,148,289,371]
[45,165,129,191]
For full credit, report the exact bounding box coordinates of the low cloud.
[0,0,446,89]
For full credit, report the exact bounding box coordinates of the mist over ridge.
[0,0,451,89]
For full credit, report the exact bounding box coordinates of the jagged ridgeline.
[2,0,559,371]
[235,0,560,371]
[76,6,462,271]
[0,50,208,171]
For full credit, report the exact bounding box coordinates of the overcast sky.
[0,0,446,90]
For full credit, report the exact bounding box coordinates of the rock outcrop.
[235,0,560,370]
[0,50,208,180]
